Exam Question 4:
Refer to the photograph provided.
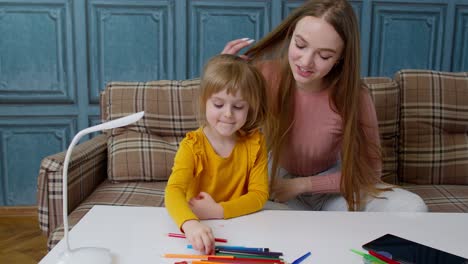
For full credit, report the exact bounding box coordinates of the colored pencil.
[350,249,387,264]
[168,232,228,243]
[163,253,234,259]
[209,256,285,263]
[291,252,311,264]
[217,249,283,257]
[216,245,269,252]
[369,250,400,264]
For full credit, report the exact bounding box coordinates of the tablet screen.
[362,234,468,264]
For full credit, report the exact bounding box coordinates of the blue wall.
[0,0,467,205]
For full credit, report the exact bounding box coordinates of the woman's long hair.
[245,0,387,210]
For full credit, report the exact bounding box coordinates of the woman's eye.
[295,43,305,49]
[320,55,332,60]
[294,39,306,49]
[296,42,305,49]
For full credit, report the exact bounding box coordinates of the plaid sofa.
[37,70,468,250]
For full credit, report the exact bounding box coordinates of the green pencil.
[350,249,387,264]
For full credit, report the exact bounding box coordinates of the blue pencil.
[187,245,269,252]
[291,251,311,264]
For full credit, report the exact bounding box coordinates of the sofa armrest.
[37,134,108,235]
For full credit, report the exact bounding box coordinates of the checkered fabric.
[37,134,107,235]
[402,184,468,212]
[101,80,201,181]
[396,70,468,185]
[47,180,166,250]
[363,77,400,184]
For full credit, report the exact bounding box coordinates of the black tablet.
[362,233,468,264]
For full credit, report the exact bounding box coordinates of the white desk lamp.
[58,111,144,264]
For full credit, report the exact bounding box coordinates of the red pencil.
[167,232,228,243]
[368,250,400,264]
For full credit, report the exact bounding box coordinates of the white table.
[39,205,468,264]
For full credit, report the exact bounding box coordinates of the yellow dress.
[165,127,269,228]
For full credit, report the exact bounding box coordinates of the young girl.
[222,0,427,212]
[165,54,269,254]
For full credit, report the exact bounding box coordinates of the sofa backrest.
[98,71,468,185]
[100,80,200,182]
[396,70,468,185]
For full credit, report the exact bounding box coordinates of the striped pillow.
[363,77,400,184]
[397,70,468,184]
[102,80,200,181]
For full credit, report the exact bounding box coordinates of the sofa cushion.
[363,77,400,184]
[396,70,468,185]
[47,180,167,250]
[102,80,200,181]
[402,184,468,212]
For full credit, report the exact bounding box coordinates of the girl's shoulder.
[180,128,205,151]
[240,130,266,162]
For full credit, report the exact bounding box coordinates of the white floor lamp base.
[57,247,112,264]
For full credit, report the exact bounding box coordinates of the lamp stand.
[57,111,144,264]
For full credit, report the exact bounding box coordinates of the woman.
[222,0,427,212]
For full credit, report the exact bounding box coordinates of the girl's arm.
[165,139,199,228]
[165,138,216,254]
[219,135,269,218]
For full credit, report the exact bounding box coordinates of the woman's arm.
[272,90,381,202]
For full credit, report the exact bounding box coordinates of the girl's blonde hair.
[199,54,267,134]
[245,0,387,210]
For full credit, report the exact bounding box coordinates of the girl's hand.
[221,38,254,60]
[189,192,223,219]
[271,177,307,202]
[181,220,215,255]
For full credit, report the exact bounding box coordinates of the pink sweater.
[258,61,381,193]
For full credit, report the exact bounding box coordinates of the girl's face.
[205,88,249,138]
[288,16,344,91]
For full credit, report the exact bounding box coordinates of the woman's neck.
[296,78,326,93]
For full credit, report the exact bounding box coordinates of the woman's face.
[288,16,344,91]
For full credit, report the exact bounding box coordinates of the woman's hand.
[181,220,215,254]
[221,38,254,59]
[189,192,223,219]
[271,177,308,202]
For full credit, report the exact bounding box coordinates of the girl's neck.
[202,126,238,158]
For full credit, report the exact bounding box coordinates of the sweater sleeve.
[306,89,381,193]
[164,137,199,229]
[219,133,269,218]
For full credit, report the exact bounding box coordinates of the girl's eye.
[233,105,245,110]
[213,103,223,108]
[319,54,332,60]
